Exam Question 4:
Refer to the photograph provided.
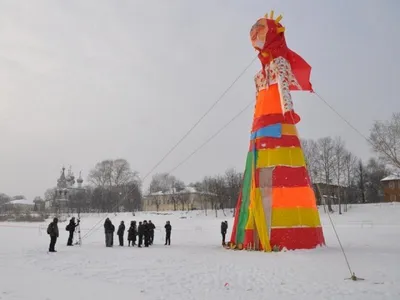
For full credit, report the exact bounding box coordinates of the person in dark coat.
[143,220,150,247]
[66,217,79,246]
[111,222,115,246]
[127,221,137,247]
[47,217,59,252]
[137,221,144,248]
[164,221,171,246]
[221,221,228,246]
[104,218,114,247]
[148,220,155,245]
[117,221,125,246]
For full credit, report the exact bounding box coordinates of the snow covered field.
[1,204,400,300]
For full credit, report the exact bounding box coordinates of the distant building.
[381,174,400,202]
[143,186,217,212]
[45,166,86,213]
[4,199,35,212]
[33,198,45,212]
[55,166,74,205]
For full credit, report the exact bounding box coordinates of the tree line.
[302,112,399,213]
[147,169,242,215]
[2,113,398,215]
[146,112,399,215]
[301,136,389,213]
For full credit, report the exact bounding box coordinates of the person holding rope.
[66,217,80,246]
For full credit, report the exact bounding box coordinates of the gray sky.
[1,0,399,200]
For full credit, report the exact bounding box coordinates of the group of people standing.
[104,218,172,248]
[47,216,227,252]
[47,216,173,252]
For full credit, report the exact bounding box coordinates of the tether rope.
[80,56,258,241]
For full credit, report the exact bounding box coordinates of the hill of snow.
[1,203,399,300]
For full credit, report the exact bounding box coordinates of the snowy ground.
[1,204,400,300]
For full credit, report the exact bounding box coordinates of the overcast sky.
[1,0,399,200]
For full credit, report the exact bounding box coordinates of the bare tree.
[316,137,336,212]
[44,188,57,203]
[88,160,113,187]
[0,193,11,205]
[171,178,185,210]
[370,112,400,170]
[149,173,182,193]
[343,151,358,211]
[224,168,243,210]
[0,193,11,214]
[89,159,136,187]
[343,151,358,187]
[169,193,178,211]
[356,160,366,204]
[88,159,141,212]
[365,158,390,202]
[148,173,185,211]
[191,168,241,215]
[333,137,346,214]
[149,173,166,193]
[201,176,220,217]
[189,181,211,215]
[178,193,191,211]
[154,194,163,212]
[301,138,319,183]
[112,159,138,187]
[121,180,142,211]
[201,175,228,217]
